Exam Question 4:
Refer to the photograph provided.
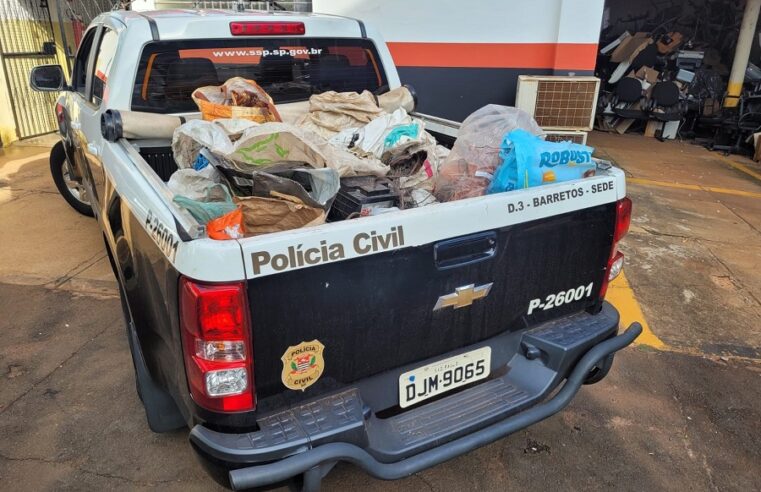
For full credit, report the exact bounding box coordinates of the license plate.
[398,347,491,408]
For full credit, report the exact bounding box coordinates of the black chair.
[629,43,658,73]
[648,82,685,122]
[612,77,648,119]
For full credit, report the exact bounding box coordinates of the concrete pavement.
[0,134,759,491]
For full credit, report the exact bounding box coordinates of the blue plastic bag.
[488,129,596,193]
[193,152,211,171]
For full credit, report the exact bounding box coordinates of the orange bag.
[207,208,245,240]
[192,77,282,123]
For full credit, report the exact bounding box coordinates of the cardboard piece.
[754,133,761,162]
[611,32,652,63]
[609,61,632,83]
[644,120,662,138]
[662,120,679,140]
[601,31,631,55]
[635,66,660,85]
[614,118,636,134]
[657,32,684,54]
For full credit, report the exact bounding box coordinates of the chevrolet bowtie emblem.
[433,283,494,311]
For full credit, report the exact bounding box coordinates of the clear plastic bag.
[167,167,223,201]
[434,105,542,201]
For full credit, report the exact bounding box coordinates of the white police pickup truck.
[31,8,640,491]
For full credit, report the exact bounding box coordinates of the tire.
[50,142,94,217]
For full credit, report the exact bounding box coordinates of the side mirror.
[30,65,66,92]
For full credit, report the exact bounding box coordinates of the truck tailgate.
[239,172,625,400]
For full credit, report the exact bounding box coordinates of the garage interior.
[596,0,761,157]
[0,1,759,490]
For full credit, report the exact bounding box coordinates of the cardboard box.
[611,32,652,63]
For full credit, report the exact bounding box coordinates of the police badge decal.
[280,340,325,391]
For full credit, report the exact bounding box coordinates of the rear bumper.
[190,304,641,490]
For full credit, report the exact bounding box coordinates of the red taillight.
[55,103,65,124]
[179,278,255,412]
[600,197,632,299]
[614,197,632,243]
[230,21,305,36]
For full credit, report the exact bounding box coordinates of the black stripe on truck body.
[248,203,616,404]
[397,67,593,122]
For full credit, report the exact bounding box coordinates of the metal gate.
[54,0,113,72]
[0,0,59,139]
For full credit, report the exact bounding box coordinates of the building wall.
[0,0,107,146]
[0,59,17,146]
[0,0,68,146]
[313,0,605,120]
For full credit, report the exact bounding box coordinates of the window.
[132,38,387,114]
[91,29,118,104]
[71,28,97,95]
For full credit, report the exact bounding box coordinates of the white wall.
[313,0,604,45]
[312,0,606,121]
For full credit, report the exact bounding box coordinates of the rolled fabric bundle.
[377,85,416,114]
[101,109,193,142]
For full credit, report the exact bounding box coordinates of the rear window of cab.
[131,38,387,113]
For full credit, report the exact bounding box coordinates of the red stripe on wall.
[387,42,598,71]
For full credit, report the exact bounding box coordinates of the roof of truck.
[107,8,356,23]
[100,9,365,40]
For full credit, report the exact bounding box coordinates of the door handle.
[434,231,497,270]
[70,121,81,130]
[87,143,100,156]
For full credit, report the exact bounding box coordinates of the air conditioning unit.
[543,130,588,145]
[515,75,601,132]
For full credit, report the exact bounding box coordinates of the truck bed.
[119,118,626,408]
[118,110,463,240]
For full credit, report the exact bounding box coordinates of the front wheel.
[50,142,94,217]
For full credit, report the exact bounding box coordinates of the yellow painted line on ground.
[628,177,761,199]
[715,154,761,183]
[606,271,666,349]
